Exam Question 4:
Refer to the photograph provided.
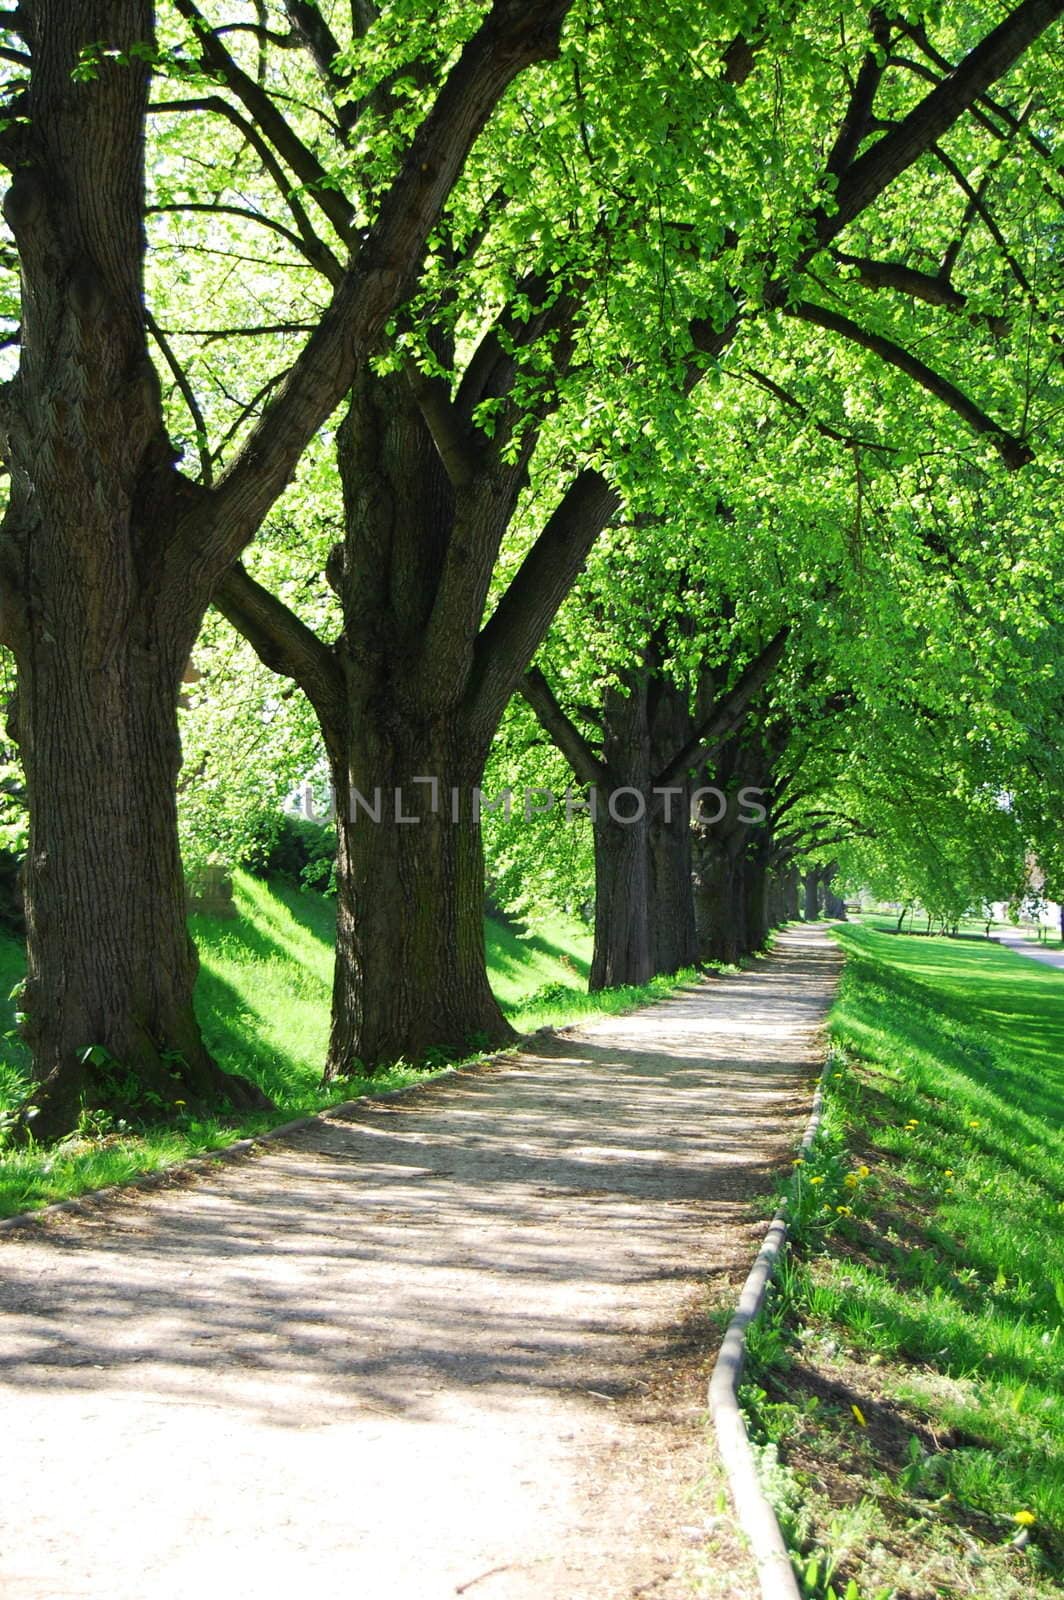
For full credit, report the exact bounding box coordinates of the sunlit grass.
[741,924,1064,1597]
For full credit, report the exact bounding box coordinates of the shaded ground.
[0,926,840,1600]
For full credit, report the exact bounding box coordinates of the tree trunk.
[693,831,745,964]
[15,635,267,1136]
[327,719,513,1075]
[0,1,266,1136]
[590,807,652,990]
[741,847,771,953]
[648,786,697,974]
[587,677,654,990]
[803,867,821,921]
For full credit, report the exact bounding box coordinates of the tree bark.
[693,829,746,964]
[588,679,653,990]
[327,722,513,1075]
[0,2,268,1136]
[803,867,822,921]
[648,788,697,974]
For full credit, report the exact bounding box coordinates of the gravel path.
[0,925,840,1600]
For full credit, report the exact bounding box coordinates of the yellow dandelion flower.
[844,1174,858,1188]
[792,1157,805,1166]
[857,1165,870,1178]
[851,1404,867,1427]
[944,1169,954,1177]
[174,1099,186,1107]
[836,1205,853,1216]
[1013,1510,1036,1527]
[968,1119,981,1129]
[810,1175,825,1185]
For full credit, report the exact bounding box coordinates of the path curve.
[0,925,840,1600]
[996,932,1064,970]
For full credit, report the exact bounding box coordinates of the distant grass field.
[742,924,1064,1599]
[0,872,691,1217]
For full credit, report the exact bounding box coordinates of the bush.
[245,814,336,894]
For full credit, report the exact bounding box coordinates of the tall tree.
[0,0,573,1134]
[203,0,1064,1065]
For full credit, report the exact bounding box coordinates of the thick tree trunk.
[693,832,745,964]
[648,787,697,975]
[590,807,652,990]
[803,867,821,921]
[0,1,266,1136]
[327,719,513,1074]
[741,848,771,952]
[16,634,266,1136]
[587,678,654,990]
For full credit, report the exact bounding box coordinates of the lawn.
[741,924,1064,1598]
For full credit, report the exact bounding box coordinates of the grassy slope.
[743,924,1064,1599]
[0,872,689,1216]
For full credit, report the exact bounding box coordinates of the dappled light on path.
[0,927,839,1600]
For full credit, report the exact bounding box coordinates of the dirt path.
[0,925,840,1600]
[996,932,1064,970]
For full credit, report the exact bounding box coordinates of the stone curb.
[707,1050,830,1600]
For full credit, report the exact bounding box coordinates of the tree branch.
[213,562,344,730]
[832,250,970,311]
[825,9,892,180]
[175,0,574,587]
[403,359,479,487]
[656,628,789,789]
[144,307,213,486]
[737,364,897,453]
[815,0,1064,249]
[150,97,335,275]
[785,300,1033,468]
[282,0,359,133]
[171,0,357,247]
[929,144,1033,294]
[468,467,621,732]
[519,666,607,788]
[146,201,342,284]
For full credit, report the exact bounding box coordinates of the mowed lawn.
[745,923,1064,1598]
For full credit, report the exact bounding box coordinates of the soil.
[0,925,840,1600]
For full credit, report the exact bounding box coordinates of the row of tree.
[0,0,1062,1135]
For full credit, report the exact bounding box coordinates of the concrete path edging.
[708,1049,831,1600]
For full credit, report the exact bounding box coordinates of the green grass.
[741,924,1064,1599]
[0,872,692,1217]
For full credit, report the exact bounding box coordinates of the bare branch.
[150,97,335,273]
[171,0,356,247]
[147,201,342,284]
